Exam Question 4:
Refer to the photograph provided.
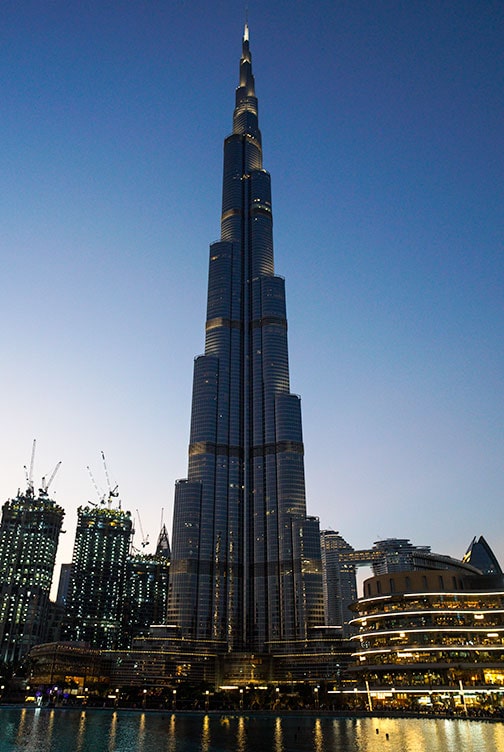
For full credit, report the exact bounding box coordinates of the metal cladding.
[168,27,324,652]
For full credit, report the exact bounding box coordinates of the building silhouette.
[168,25,325,656]
[0,481,64,664]
[63,502,132,649]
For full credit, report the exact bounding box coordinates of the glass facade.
[168,26,324,653]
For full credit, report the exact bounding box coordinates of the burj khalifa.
[168,25,324,656]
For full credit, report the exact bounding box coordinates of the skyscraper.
[168,26,324,655]
[320,530,358,638]
[123,525,171,642]
[64,503,132,649]
[0,482,64,664]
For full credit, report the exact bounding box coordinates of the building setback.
[0,485,64,664]
[167,25,325,655]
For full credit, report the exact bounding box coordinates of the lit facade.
[167,26,324,654]
[0,488,64,664]
[347,570,504,711]
[64,504,132,649]
[123,547,170,641]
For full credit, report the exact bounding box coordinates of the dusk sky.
[2,1,503,594]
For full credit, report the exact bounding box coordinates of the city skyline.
[1,2,503,591]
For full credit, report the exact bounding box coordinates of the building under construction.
[0,445,64,664]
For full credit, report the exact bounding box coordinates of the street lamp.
[314,686,319,709]
[142,688,147,708]
[239,688,244,709]
[172,689,177,710]
[205,690,209,711]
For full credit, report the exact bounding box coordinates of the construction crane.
[101,451,119,506]
[136,509,149,549]
[87,465,104,504]
[40,461,62,496]
[23,439,36,496]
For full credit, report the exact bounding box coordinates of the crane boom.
[136,509,149,549]
[87,465,103,502]
[45,461,61,492]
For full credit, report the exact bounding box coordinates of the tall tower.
[64,503,132,649]
[0,482,64,664]
[123,527,171,643]
[320,530,358,638]
[168,26,324,654]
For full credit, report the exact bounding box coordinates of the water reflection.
[274,716,284,752]
[137,711,147,752]
[108,710,118,751]
[46,709,55,743]
[236,715,247,752]
[166,713,176,752]
[15,708,28,744]
[2,709,504,752]
[201,713,211,752]
[76,710,87,752]
[313,718,323,752]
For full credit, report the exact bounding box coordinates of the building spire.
[234,22,259,138]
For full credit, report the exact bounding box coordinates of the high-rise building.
[168,25,325,655]
[320,530,357,637]
[123,525,171,642]
[64,503,133,649]
[0,484,64,664]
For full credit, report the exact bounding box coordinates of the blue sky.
[1,1,503,592]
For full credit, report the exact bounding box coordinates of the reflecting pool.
[0,708,502,752]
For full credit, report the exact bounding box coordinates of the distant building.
[370,538,431,574]
[63,503,133,649]
[0,485,64,664]
[320,530,357,637]
[318,535,479,638]
[56,563,72,608]
[463,535,503,576]
[123,526,171,643]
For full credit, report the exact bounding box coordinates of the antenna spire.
[244,5,249,42]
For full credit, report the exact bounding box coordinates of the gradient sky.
[1,1,503,595]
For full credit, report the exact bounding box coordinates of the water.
[0,708,502,752]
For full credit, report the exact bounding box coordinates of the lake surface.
[0,708,502,752]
